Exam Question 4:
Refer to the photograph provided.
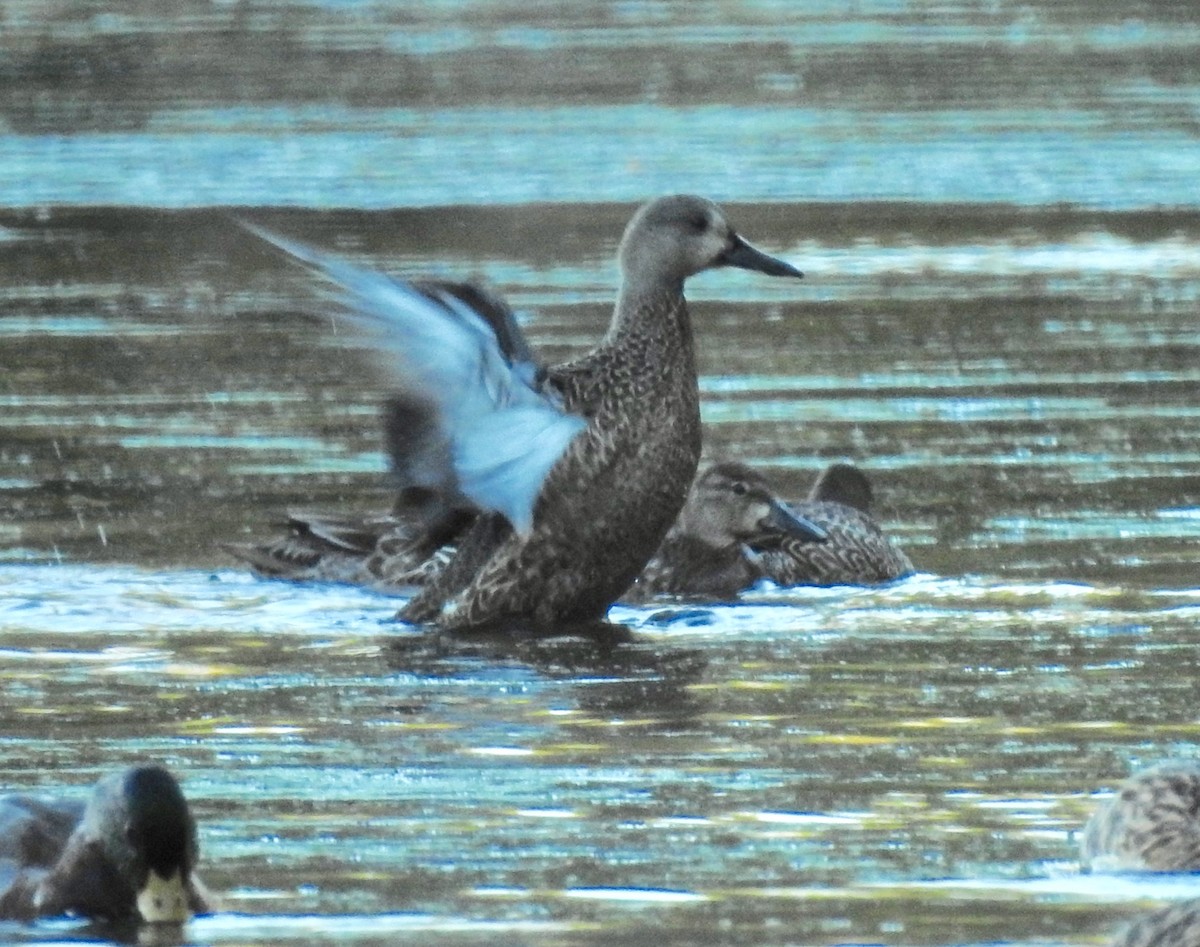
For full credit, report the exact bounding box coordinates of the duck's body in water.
[754,463,914,587]
[0,764,211,924]
[227,460,912,601]
[239,196,805,633]
[223,492,463,590]
[1081,762,1200,872]
[629,462,828,601]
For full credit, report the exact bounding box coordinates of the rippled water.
[3,2,1200,945]
[3,3,1200,209]
[3,568,1199,945]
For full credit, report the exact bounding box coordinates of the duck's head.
[36,764,201,924]
[678,462,827,549]
[807,462,874,513]
[119,766,200,924]
[619,195,804,289]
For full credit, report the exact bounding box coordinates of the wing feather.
[243,224,586,534]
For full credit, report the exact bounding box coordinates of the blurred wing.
[242,224,585,534]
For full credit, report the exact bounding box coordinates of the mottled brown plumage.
[396,196,804,631]
[223,500,463,589]
[227,461,909,600]
[629,461,826,601]
[1081,763,1200,873]
[223,512,388,584]
[1109,899,1200,947]
[755,463,914,586]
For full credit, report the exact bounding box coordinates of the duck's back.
[0,794,85,920]
[756,500,913,586]
[631,535,755,602]
[1081,764,1200,872]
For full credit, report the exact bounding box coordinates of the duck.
[227,461,907,599]
[1108,899,1200,947]
[629,461,827,601]
[224,279,527,589]
[1080,762,1200,872]
[222,495,463,589]
[0,764,211,924]
[242,195,806,633]
[752,463,914,586]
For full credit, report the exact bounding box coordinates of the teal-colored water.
[5,103,1200,208]
[2,567,1198,945]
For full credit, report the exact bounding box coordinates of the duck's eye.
[688,213,708,233]
[731,481,748,496]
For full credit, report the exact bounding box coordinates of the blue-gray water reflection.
[2,566,1199,946]
[5,104,1200,209]
[3,0,1200,210]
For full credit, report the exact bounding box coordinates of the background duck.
[223,496,463,590]
[753,463,914,587]
[629,461,826,601]
[244,195,805,633]
[227,461,910,599]
[1107,899,1200,947]
[1080,762,1200,872]
[0,764,211,924]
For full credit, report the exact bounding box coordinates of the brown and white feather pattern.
[223,510,453,590]
[1108,899,1200,947]
[410,287,702,629]
[628,461,828,602]
[755,498,913,587]
[1081,763,1200,873]
[633,539,756,601]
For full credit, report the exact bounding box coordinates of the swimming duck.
[1080,762,1200,872]
[753,463,914,586]
[0,764,211,924]
[223,496,463,589]
[223,509,397,585]
[227,462,906,598]
[629,461,827,601]
[1108,899,1200,947]
[244,195,805,632]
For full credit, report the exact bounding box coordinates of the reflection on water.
[6,103,1200,209]
[3,1,1200,945]
[2,3,1200,207]
[1,567,1198,946]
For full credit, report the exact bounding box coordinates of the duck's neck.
[606,279,690,349]
[657,533,752,592]
[661,527,729,557]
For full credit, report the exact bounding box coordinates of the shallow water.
[2,567,1199,946]
[3,2,1200,945]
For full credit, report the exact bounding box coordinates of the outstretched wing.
[243,224,586,535]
